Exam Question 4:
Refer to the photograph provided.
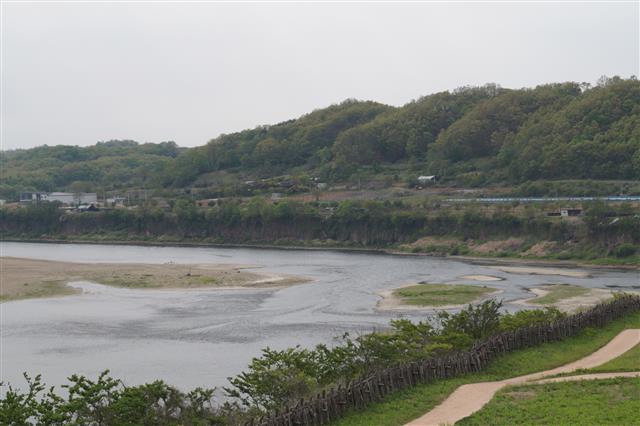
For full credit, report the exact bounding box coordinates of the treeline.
[2,77,638,199]
[1,200,637,249]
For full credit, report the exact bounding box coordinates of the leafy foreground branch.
[2,296,638,425]
[0,371,243,426]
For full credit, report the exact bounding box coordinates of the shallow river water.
[1,241,638,392]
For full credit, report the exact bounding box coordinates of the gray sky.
[1,1,638,150]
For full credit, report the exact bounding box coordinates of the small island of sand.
[377,283,501,311]
[0,257,310,302]
[513,283,638,312]
[489,265,592,278]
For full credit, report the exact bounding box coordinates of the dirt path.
[405,329,640,426]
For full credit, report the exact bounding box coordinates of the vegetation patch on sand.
[471,238,525,255]
[457,377,640,426]
[513,284,631,312]
[378,283,498,310]
[0,257,308,302]
[528,284,591,305]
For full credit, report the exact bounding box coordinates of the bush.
[437,300,503,339]
[614,243,637,258]
[0,371,232,425]
[499,307,566,331]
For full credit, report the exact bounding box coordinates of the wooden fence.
[245,294,640,426]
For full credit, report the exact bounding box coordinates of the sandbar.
[0,257,309,302]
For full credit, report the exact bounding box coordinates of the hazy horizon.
[2,2,638,150]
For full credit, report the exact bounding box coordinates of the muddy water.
[1,242,637,392]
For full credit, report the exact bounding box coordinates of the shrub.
[437,300,504,339]
[614,243,637,258]
[0,371,229,425]
[499,307,566,331]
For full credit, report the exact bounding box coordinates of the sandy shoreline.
[488,265,593,278]
[0,257,310,302]
[3,238,638,271]
[460,274,504,282]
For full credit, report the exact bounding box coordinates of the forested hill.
[2,76,638,199]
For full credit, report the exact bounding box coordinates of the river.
[1,241,637,393]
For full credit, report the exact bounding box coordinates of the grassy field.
[457,377,640,425]
[392,284,497,307]
[530,284,590,305]
[332,310,640,426]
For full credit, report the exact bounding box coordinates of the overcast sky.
[1,1,638,150]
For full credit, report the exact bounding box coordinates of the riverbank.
[2,237,638,271]
[0,257,309,302]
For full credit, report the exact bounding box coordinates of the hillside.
[1,76,638,200]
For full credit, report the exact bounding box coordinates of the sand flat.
[0,257,309,302]
[460,274,504,282]
[489,265,592,278]
[511,286,637,312]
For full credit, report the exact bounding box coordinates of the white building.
[20,192,47,203]
[106,196,127,207]
[417,175,437,184]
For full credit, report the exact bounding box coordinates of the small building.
[417,175,437,184]
[0,199,6,206]
[547,208,583,217]
[271,193,283,200]
[19,192,47,203]
[106,196,127,207]
[561,208,583,217]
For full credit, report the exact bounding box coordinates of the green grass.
[393,284,496,307]
[332,311,640,426]
[457,377,640,425]
[529,284,590,305]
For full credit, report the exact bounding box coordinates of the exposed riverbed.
[1,241,638,393]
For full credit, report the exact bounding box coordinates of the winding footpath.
[405,329,640,426]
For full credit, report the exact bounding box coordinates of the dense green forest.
[1,77,638,200]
